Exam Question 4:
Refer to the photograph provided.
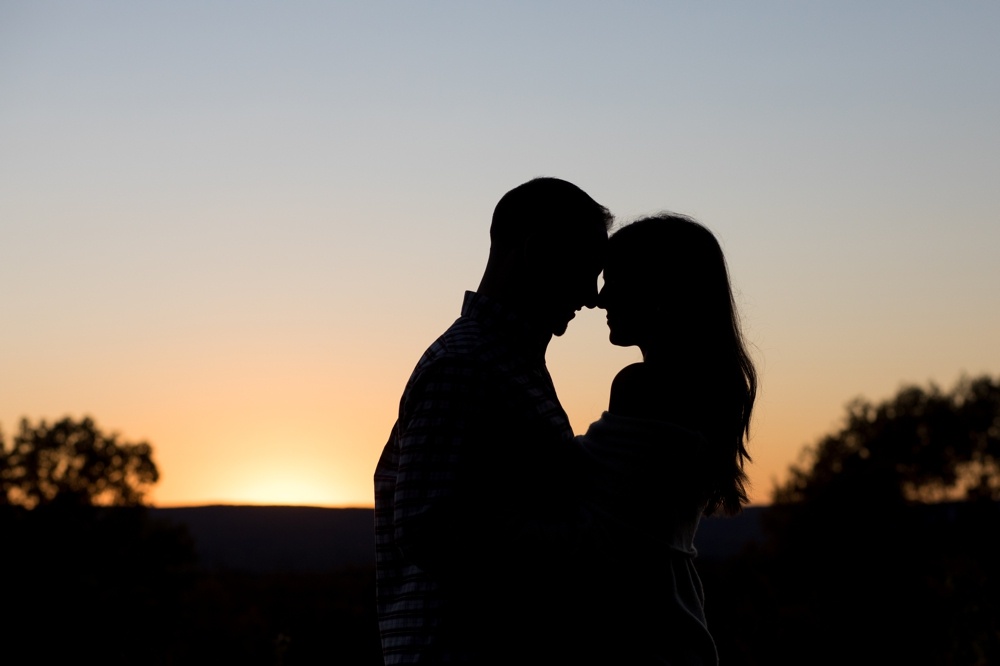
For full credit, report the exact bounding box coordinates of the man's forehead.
[538,216,608,262]
[578,230,607,269]
[575,218,610,245]
[562,227,606,250]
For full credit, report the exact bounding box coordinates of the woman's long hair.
[607,214,757,515]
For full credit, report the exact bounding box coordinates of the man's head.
[479,177,613,336]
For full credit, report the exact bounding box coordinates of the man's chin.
[551,312,576,336]
[552,316,573,337]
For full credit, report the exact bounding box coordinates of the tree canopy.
[0,415,159,508]
[773,374,1000,505]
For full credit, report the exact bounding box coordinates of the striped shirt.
[374,291,599,664]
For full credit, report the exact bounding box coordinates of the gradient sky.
[3,2,998,507]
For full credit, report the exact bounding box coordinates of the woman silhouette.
[577,213,758,665]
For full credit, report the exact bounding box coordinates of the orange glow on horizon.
[149,455,377,508]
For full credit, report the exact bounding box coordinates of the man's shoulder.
[395,318,496,414]
[409,315,492,377]
[424,313,507,361]
[436,313,489,352]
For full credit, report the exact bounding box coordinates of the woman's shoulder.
[609,363,666,419]
[610,362,649,389]
[608,361,706,426]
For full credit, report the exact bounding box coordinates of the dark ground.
[3,502,996,665]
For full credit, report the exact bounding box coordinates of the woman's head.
[600,214,733,357]
[600,213,758,514]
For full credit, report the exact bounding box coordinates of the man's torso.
[374,292,580,664]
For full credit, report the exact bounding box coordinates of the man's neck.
[466,289,552,360]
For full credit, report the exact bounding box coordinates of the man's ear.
[518,233,542,282]
[521,232,560,279]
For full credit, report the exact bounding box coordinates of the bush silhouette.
[773,374,1000,506]
[0,415,158,508]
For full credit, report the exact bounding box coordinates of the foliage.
[700,502,1000,665]
[773,374,1000,505]
[745,373,1000,663]
[0,417,205,664]
[0,415,159,508]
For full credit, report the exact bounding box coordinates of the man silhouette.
[374,177,613,664]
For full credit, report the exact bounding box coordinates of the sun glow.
[176,466,363,508]
[147,427,379,508]
[219,477,342,507]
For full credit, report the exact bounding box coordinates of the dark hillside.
[151,505,374,572]
[151,505,765,572]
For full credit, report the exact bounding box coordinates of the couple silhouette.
[374,177,757,665]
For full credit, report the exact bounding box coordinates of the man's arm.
[393,353,625,579]
[392,353,481,574]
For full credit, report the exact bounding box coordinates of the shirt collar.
[461,291,552,359]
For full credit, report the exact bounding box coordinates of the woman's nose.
[596,284,609,309]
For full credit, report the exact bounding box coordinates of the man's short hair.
[490,177,613,249]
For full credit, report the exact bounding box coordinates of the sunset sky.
[3,2,998,508]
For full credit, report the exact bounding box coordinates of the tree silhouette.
[738,374,1000,664]
[0,415,158,508]
[773,374,1000,506]
[0,416,200,664]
